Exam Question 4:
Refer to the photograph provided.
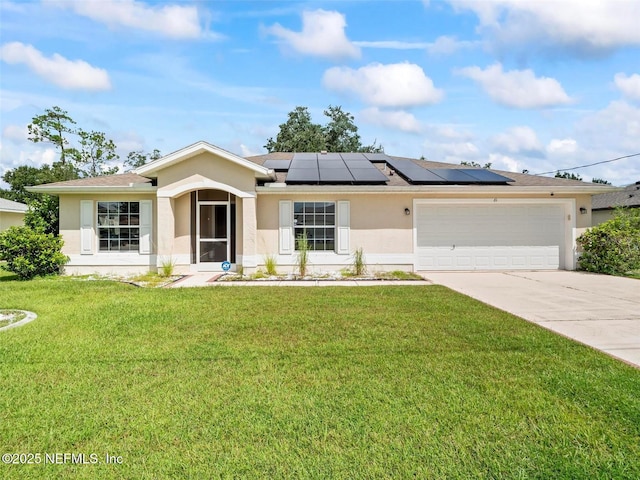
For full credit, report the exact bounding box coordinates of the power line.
[533,152,640,176]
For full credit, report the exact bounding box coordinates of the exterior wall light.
[580,207,588,214]
[404,208,411,215]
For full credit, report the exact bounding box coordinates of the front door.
[197,202,229,264]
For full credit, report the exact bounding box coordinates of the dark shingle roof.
[246,152,602,188]
[592,181,640,210]
[32,173,153,188]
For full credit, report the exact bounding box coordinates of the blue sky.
[1,0,639,186]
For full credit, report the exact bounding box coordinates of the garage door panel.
[416,204,565,270]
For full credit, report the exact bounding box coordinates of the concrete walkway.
[423,271,640,368]
[170,273,431,288]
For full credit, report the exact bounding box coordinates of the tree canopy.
[1,106,160,234]
[265,105,383,153]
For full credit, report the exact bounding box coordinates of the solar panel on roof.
[317,153,342,161]
[263,159,291,171]
[318,160,347,169]
[428,169,477,183]
[287,168,319,183]
[293,153,317,161]
[459,169,513,183]
[343,158,371,166]
[350,168,388,183]
[385,158,446,183]
[319,168,354,182]
[340,153,368,161]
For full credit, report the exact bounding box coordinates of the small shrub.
[577,208,640,275]
[296,233,310,277]
[0,226,69,280]
[159,256,176,277]
[351,247,366,276]
[264,255,278,276]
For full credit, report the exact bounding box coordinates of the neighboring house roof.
[591,181,640,210]
[0,198,28,213]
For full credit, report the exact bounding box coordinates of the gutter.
[256,184,621,195]
[26,185,158,195]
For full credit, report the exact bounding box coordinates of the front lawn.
[1,277,639,479]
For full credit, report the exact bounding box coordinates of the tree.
[74,129,119,177]
[27,106,77,165]
[265,105,383,153]
[265,107,325,153]
[27,106,121,177]
[592,178,611,185]
[323,105,361,152]
[125,149,161,170]
[461,161,492,169]
[555,171,583,181]
[5,106,158,233]
[0,163,77,234]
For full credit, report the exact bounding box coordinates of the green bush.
[577,208,640,275]
[0,226,69,280]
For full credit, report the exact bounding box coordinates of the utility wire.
[533,152,640,176]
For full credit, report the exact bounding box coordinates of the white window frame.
[85,200,152,255]
[279,200,350,255]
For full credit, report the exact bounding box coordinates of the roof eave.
[256,184,620,194]
[26,185,158,195]
[134,141,273,179]
[0,208,28,213]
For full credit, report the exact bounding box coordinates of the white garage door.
[416,203,566,270]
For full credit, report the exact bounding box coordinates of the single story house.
[0,198,28,231]
[591,181,640,225]
[30,141,615,275]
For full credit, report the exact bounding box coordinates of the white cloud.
[49,0,212,40]
[490,126,544,156]
[2,124,28,142]
[577,100,640,153]
[440,141,479,157]
[614,73,640,102]
[239,143,261,157]
[359,107,423,134]
[323,62,443,108]
[354,40,430,50]
[426,35,477,55]
[488,153,519,173]
[457,63,571,108]
[449,0,640,55]
[265,9,360,60]
[27,147,58,167]
[547,138,578,154]
[0,42,111,91]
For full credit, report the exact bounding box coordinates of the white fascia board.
[255,185,619,195]
[134,141,273,178]
[26,185,158,195]
[0,206,28,213]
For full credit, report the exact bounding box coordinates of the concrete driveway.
[422,271,640,368]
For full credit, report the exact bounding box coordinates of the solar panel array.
[385,158,513,185]
[270,153,514,185]
[262,159,291,171]
[286,153,388,184]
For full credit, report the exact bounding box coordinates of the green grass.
[1,276,639,479]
